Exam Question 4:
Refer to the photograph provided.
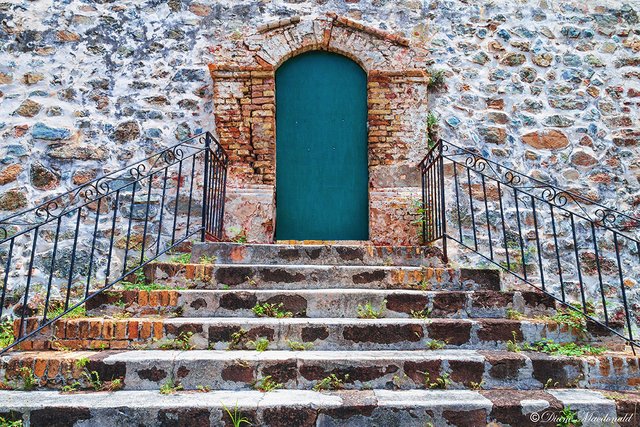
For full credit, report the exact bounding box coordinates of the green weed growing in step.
[425,340,446,350]
[522,339,606,357]
[551,308,589,334]
[357,300,387,319]
[44,304,87,320]
[543,378,559,390]
[506,308,524,320]
[229,227,248,244]
[18,367,37,391]
[121,281,174,292]
[75,357,90,369]
[252,302,292,318]
[410,198,429,242]
[170,253,192,264]
[556,406,583,427]
[415,278,430,291]
[252,376,282,392]
[222,403,252,427]
[506,331,521,352]
[61,381,81,393]
[469,381,484,390]
[160,378,184,395]
[287,340,313,351]
[411,306,432,319]
[312,374,349,392]
[227,329,248,350]
[197,385,211,393]
[247,337,269,352]
[0,416,23,427]
[83,370,103,391]
[159,331,194,350]
[423,372,451,390]
[199,255,216,265]
[0,319,13,348]
[77,369,122,392]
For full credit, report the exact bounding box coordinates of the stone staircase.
[1,243,639,426]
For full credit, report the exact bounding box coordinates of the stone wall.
[0,0,638,242]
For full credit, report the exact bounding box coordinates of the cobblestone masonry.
[0,0,637,243]
[0,2,639,331]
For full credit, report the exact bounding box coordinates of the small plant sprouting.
[247,337,269,352]
[252,376,283,393]
[423,372,451,390]
[411,307,432,319]
[199,255,216,265]
[313,374,350,392]
[44,304,87,320]
[0,417,23,427]
[75,357,90,369]
[61,381,81,393]
[159,331,194,351]
[227,329,248,350]
[222,403,252,427]
[426,111,439,149]
[0,319,13,348]
[229,226,248,244]
[543,378,560,390]
[522,338,606,357]
[556,406,583,427]
[506,308,524,320]
[427,68,446,90]
[357,300,387,319]
[470,381,484,390]
[160,378,184,395]
[426,340,446,350]
[197,385,211,393]
[392,374,411,390]
[78,370,123,392]
[252,302,293,319]
[170,253,192,264]
[287,340,313,351]
[83,370,102,391]
[121,281,173,292]
[19,367,38,391]
[506,331,521,353]
[551,308,588,334]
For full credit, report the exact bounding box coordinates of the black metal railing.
[0,131,227,353]
[420,139,640,351]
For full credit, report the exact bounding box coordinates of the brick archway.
[208,13,430,245]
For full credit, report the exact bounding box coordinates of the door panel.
[275,51,369,240]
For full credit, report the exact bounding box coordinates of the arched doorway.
[275,51,369,241]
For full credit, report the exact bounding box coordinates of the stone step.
[143,263,501,291]
[2,349,638,392]
[18,317,608,352]
[0,389,636,427]
[86,289,556,319]
[189,242,443,266]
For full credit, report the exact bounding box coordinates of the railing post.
[201,133,211,242]
[438,140,448,264]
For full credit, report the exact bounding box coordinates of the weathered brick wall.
[208,14,429,243]
[0,0,637,245]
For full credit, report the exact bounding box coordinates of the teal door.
[275,51,369,241]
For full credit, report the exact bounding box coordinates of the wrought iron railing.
[0,132,227,353]
[420,139,640,352]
